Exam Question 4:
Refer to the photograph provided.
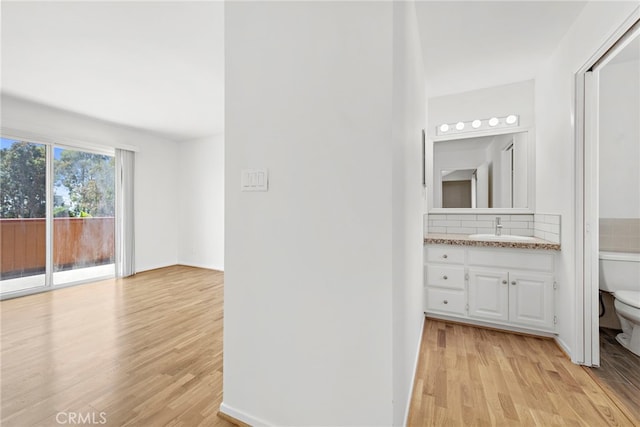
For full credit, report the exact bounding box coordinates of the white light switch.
[241,169,269,192]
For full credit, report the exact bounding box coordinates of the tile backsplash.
[425,213,562,244]
[600,218,640,253]
[533,214,561,244]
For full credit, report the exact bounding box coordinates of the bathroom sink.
[469,234,536,242]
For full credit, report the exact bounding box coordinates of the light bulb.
[472,120,481,129]
[440,124,449,133]
[489,117,499,127]
[455,121,465,131]
[506,115,517,125]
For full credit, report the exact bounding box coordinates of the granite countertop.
[424,233,561,251]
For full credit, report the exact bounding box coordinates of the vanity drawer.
[467,248,553,272]
[426,288,466,315]
[426,265,465,289]
[425,246,465,264]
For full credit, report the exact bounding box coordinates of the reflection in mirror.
[441,169,476,208]
[433,131,528,209]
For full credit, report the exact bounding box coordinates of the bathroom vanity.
[424,105,563,335]
[424,234,560,335]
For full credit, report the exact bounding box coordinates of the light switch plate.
[241,169,269,192]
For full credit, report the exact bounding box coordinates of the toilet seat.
[614,290,640,309]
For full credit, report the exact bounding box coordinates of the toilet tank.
[599,251,640,292]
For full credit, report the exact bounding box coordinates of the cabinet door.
[508,272,554,330]
[468,269,509,322]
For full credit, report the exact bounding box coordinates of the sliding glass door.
[53,147,115,285]
[0,139,47,293]
[0,138,116,296]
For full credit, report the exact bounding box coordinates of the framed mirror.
[431,130,533,211]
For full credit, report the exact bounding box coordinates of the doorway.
[578,12,639,415]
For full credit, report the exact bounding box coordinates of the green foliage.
[55,150,115,217]
[0,142,46,218]
[53,206,71,217]
[1,141,115,219]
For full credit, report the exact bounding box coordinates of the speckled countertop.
[424,233,561,251]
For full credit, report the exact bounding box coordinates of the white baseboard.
[403,317,425,426]
[137,263,225,273]
[553,335,574,362]
[219,402,272,427]
[425,312,556,338]
[177,262,224,272]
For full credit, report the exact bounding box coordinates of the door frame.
[575,9,640,366]
[0,131,117,299]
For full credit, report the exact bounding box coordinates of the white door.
[512,133,528,208]
[468,268,509,322]
[499,149,513,208]
[509,272,554,330]
[476,163,489,209]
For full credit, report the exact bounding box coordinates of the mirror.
[433,131,529,209]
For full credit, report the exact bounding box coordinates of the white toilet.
[599,251,640,356]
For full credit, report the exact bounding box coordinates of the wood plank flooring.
[407,319,636,426]
[3,267,638,426]
[584,327,640,423]
[1,266,233,427]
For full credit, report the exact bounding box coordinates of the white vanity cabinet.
[425,245,556,334]
[424,247,466,315]
[468,268,554,330]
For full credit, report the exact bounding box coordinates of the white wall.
[599,58,640,218]
[177,134,225,270]
[534,2,638,360]
[1,94,180,272]
[427,80,534,209]
[427,80,535,139]
[391,1,426,425]
[223,1,429,425]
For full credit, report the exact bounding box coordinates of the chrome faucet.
[495,217,503,236]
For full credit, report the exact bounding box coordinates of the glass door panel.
[0,139,47,293]
[52,147,115,285]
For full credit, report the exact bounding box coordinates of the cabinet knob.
[443,275,448,280]
[443,300,448,304]
[502,280,507,284]
[443,254,448,259]
[511,281,517,286]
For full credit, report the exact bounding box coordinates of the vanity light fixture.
[435,114,520,136]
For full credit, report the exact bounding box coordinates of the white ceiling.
[1,1,224,142]
[416,1,587,98]
[1,1,589,140]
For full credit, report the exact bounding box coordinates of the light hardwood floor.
[407,319,637,426]
[1,266,233,427]
[3,267,637,426]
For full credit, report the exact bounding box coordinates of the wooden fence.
[1,217,115,277]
